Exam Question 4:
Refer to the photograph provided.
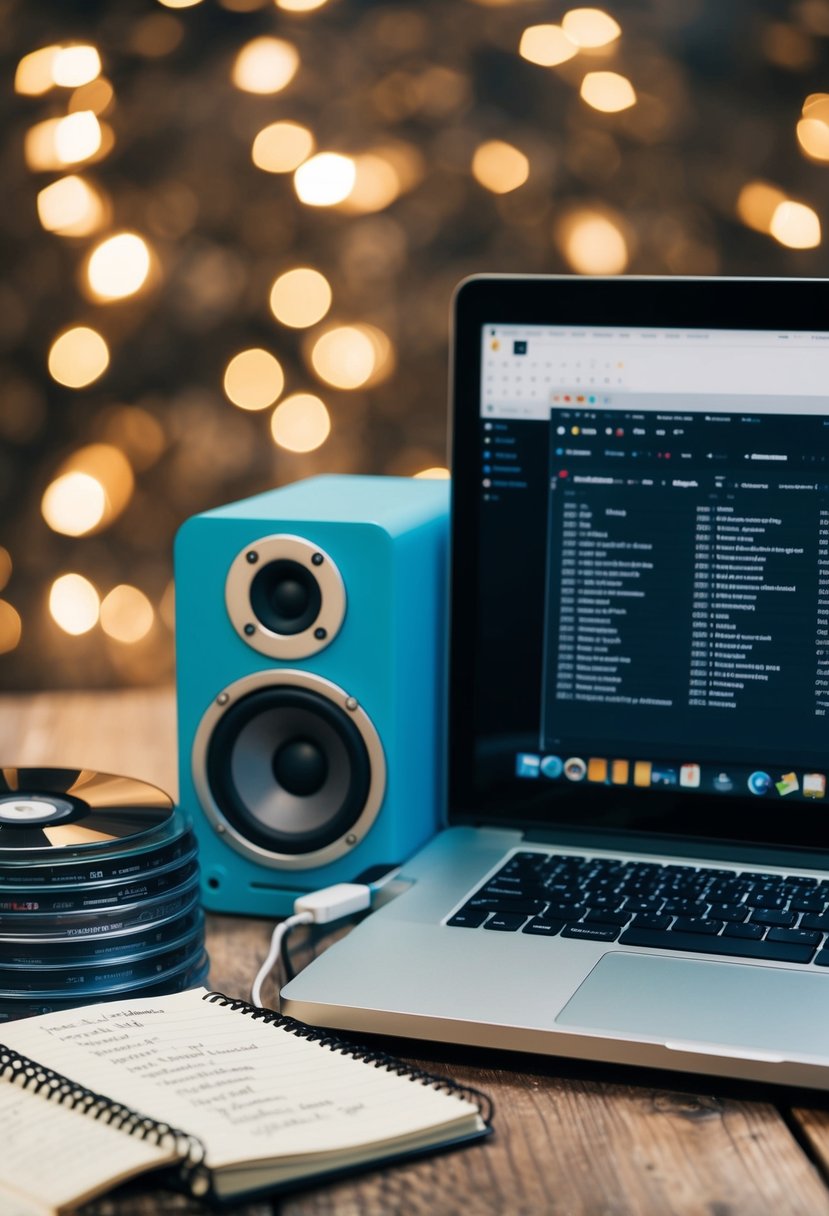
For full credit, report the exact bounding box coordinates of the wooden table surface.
[5,689,829,1215]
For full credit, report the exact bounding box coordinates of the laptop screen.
[449,278,829,848]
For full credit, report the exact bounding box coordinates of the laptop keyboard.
[447,851,829,966]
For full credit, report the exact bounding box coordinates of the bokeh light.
[231,37,299,94]
[252,121,314,173]
[414,467,450,479]
[223,348,285,410]
[51,46,102,88]
[25,112,103,170]
[15,47,60,96]
[0,602,22,655]
[49,574,100,636]
[271,393,331,451]
[294,153,356,206]
[555,210,629,273]
[736,181,787,233]
[36,176,105,236]
[47,326,109,388]
[157,0,205,7]
[85,233,152,300]
[561,8,622,48]
[340,153,401,213]
[519,25,577,68]
[277,0,329,9]
[68,77,114,116]
[100,585,155,644]
[0,549,11,593]
[770,201,821,249]
[269,268,332,328]
[310,324,377,389]
[41,472,107,537]
[472,141,530,194]
[580,72,637,113]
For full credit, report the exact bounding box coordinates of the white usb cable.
[250,883,374,1007]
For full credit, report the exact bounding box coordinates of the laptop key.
[708,903,748,922]
[671,917,724,935]
[468,896,542,915]
[619,927,816,964]
[561,923,621,942]
[583,911,631,927]
[632,913,672,930]
[522,918,564,937]
[765,927,822,947]
[446,908,489,928]
[484,912,528,932]
[722,922,765,939]
[790,895,827,913]
[750,909,797,927]
[800,913,829,932]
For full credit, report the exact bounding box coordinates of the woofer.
[192,670,386,870]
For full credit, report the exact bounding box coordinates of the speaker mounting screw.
[346,833,357,845]
[246,551,258,564]
[314,627,327,640]
[244,624,256,636]
[345,696,358,711]
[217,692,230,706]
[311,552,324,566]
[216,823,227,834]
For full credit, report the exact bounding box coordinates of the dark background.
[2,0,829,690]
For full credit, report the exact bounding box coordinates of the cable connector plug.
[293,882,372,924]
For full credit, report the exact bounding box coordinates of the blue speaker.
[175,475,449,916]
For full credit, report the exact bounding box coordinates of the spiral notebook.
[0,988,491,1213]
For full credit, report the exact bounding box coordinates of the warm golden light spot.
[224,348,285,410]
[414,467,450,479]
[58,444,135,529]
[294,153,356,206]
[770,200,821,249]
[519,25,578,67]
[310,325,377,389]
[803,94,829,121]
[252,121,314,173]
[580,71,636,113]
[276,0,329,9]
[49,574,100,636]
[41,472,106,537]
[48,326,109,388]
[100,585,155,644]
[269,267,332,328]
[797,117,829,161]
[232,37,299,94]
[0,601,21,655]
[157,0,204,6]
[52,46,102,88]
[471,141,530,194]
[25,112,103,171]
[562,8,621,48]
[37,176,105,237]
[0,548,11,593]
[736,180,787,233]
[340,154,401,213]
[15,47,60,95]
[86,233,152,301]
[271,393,331,452]
[69,77,115,115]
[557,210,629,274]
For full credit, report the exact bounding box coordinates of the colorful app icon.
[633,761,652,787]
[515,753,540,779]
[679,763,700,788]
[713,771,733,792]
[611,759,630,784]
[587,757,608,783]
[652,766,678,787]
[804,772,826,799]
[540,755,564,780]
[747,771,772,796]
[564,757,587,782]
[776,771,799,796]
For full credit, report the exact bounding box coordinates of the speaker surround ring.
[191,670,386,871]
[225,535,346,660]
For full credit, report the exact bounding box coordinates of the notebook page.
[2,990,481,1173]
[0,1077,174,1211]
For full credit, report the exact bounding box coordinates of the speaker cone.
[205,687,372,855]
[250,560,322,636]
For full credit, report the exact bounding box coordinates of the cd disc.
[0,932,206,994]
[0,767,182,879]
[0,852,198,914]
[0,876,201,939]
[0,907,204,967]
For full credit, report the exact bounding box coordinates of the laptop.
[282,275,829,1087]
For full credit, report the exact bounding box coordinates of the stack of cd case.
[0,767,208,1021]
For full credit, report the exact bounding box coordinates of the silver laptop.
[282,275,829,1088]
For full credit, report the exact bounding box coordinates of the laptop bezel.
[447,274,829,853]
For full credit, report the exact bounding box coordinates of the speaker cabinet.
[175,475,449,915]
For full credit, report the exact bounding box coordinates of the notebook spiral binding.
[203,990,495,1126]
[0,1043,211,1197]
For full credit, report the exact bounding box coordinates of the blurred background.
[2,0,829,690]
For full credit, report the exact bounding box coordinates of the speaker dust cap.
[225,534,345,660]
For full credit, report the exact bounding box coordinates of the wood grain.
[3,690,829,1216]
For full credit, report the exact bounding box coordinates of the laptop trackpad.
[556,952,829,1058]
